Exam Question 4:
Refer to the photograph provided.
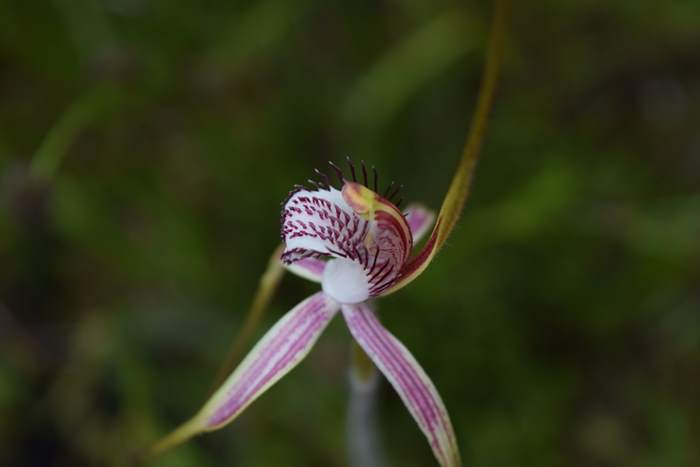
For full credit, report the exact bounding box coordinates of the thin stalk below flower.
[347,347,385,467]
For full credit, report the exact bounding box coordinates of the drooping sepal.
[204,292,338,428]
[342,303,461,467]
[152,292,339,454]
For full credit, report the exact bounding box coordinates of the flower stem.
[434,0,508,250]
[148,416,204,457]
[348,342,385,467]
[380,0,509,297]
[30,85,117,180]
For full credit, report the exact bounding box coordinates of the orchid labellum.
[152,2,506,465]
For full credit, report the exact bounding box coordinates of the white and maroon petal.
[342,181,412,264]
[378,219,440,297]
[342,303,461,467]
[201,292,339,429]
[340,182,413,296]
[281,187,369,264]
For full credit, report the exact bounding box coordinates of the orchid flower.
[151,2,506,465]
[150,167,477,467]
[157,163,461,466]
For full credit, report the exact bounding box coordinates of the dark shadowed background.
[1,1,699,466]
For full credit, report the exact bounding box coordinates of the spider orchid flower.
[153,161,463,467]
[152,2,506,464]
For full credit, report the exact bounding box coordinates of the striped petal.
[342,303,461,467]
[284,256,326,283]
[205,292,338,428]
[281,186,365,264]
[405,204,435,243]
[152,292,339,453]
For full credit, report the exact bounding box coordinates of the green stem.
[30,86,116,180]
[380,0,509,297]
[435,0,508,250]
[148,416,204,457]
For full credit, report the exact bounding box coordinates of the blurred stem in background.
[52,0,116,64]
[344,8,482,137]
[30,85,118,180]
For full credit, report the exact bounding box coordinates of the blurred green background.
[1,1,699,466]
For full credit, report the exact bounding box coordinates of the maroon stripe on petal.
[213,310,326,423]
[281,188,369,265]
[342,304,459,467]
[401,219,440,277]
[204,293,338,428]
[354,313,433,423]
[218,298,322,407]
[361,311,450,461]
[348,310,441,443]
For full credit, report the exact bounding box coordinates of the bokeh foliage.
[1,1,699,466]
